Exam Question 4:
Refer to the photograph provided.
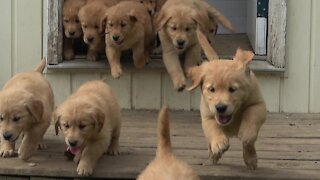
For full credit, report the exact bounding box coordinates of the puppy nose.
[69,31,75,36]
[112,35,120,41]
[87,37,94,43]
[68,140,78,147]
[177,40,185,46]
[3,132,12,141]
[148,10,153,15]
[215,103,228,113]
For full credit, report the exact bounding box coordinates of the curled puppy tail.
[196,29,219,60]
[34,59,46,73]
[156,106,172,157]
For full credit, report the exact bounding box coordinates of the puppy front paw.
[87,51,98,61]
[111,66,123,79]
[63,49,74,60]
[0,147,15,158]
[18,145,35,161]
[209,137,229,163]
[37,141,47,150]
[244,153,257,170]
[173,78,186,92]
[77,162,93,176]
[107,144,120,156]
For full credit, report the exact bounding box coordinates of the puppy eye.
[229,87,237,93]
[210,29,215,33]
[13,116,20,122]
[94,25,99,29]
[171,27,177,31]
[121,23,126,27]
[75,19,80,23]
[0,116,4,121]
[82,24,87,29]
[64,19,69,23]
[108,23,113,27]
[140,1,143,3]
[64,123,70,129]
[185,27,190,32]
[208,86,215,93]
[79,124,86,130]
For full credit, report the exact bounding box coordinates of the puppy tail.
[196,29,219,60]
[156,106,172,157]
[34,59,46,73]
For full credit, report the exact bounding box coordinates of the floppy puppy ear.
[91,108,105,133]
[153,10,171,31]
[234,48,254,65]
[25,98,43,123]
[187,64,206,91]
[192,10,210,32]
[53,111,61,136]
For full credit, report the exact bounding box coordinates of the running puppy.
[137,106,200,180]
[62,0,87,60]
[102,1,155,78]
[154,0,210,91]
[78,0,118,61]
[54,80,121,176]
[0,60,54,161]
[187,30,266,169]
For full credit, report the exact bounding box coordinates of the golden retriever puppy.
[78,0,118,61]
[62,0,87,60]
[102,1,155,78]
[137,106,200,180]
[126,0,166,16]
[154,0,210,91]
[54,80,121,176]
[187,30,267,170]
[0,60,54,161]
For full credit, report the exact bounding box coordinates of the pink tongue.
[218,115,230,124]
[69,147,81,155]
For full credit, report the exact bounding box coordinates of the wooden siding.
[0,0,320,113]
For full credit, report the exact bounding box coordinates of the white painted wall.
[1,0,320,113]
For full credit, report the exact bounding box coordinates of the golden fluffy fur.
[187,30,266,170]
[154,0,211,91]
[62,0,87,60]
[54,80,121,176]
[102,1,155,78]
[126,0,166,16]
[0,60,54,161]
[137,106,200,180]
[78,0,118,61]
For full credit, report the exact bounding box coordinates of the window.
[45,0,286,74]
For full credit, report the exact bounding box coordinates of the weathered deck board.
[0,111,319,179]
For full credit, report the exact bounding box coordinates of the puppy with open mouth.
[187,30,267,169]
[54,80,121,176]
[101,1,155,78]
[0,60,54,161]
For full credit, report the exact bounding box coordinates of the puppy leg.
[184,44,201,71]
[238,104,266,170]
[163,51,186,91]
[132,42,146,69]
[18,125,48,161]
[63,38,74,60]
[77,140,108,176]
[106,46,122,78]
[0,139,15,158]
[107,124,120,156]
[87,46,98,61]
[202,117,229,163]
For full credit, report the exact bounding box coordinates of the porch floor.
[0,111,320,180]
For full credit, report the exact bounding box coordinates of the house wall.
[0,0,320,113]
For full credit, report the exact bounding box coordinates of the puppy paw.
[18,146,34,161]
[107,145,120,156]
[87,52,97,61]
[111,66,123,79]
[173,78,186,92]
[63,49,74,60]
[0,148,15,158]
[244,154,257,170]
[209,137,229,163]
[77,162,93,176]
[37,141,47,150]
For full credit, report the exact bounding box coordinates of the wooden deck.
[0,111,320,180]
